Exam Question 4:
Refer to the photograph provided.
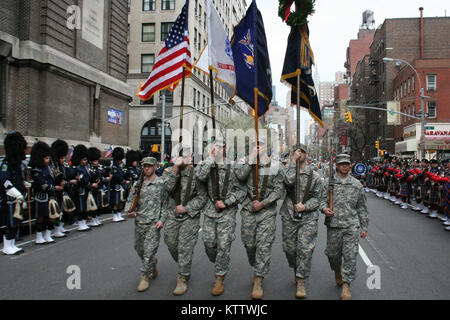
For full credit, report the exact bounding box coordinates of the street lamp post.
[383,57,426,159]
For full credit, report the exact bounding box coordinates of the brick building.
[345,29,375,80]
[365,12,450,158]
[393,58,450,160]
[0,0,132,154]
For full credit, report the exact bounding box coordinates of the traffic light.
[345,111,353,123]
[152,144,161,153]
[375,141,380,149]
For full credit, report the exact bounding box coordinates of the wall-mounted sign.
[107,108,123,125]
[82,0,104,49]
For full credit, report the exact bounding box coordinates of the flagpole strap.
[209,69,221,202]
[254,88,259,201]
[295,73,301,204]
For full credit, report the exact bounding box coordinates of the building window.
[141,54,155,73]
[160,90,174,105]
[128,0,131,11]
[408,78,411,94]
[193,88,197,107]
[426,75,436,91]
[143,0,156,11]
[140,96,154,105]
[412,76,415,92]
[161,22,174,41]
[162,0,175,10]
[427,101,437,118]
[142,23,155,42]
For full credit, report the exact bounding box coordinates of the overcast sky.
[254,0,449,141]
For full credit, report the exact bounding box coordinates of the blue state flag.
[282,25,323,126]
[231,0,272,116]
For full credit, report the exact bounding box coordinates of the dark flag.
[281,25,323,126]
[231,0,272,116]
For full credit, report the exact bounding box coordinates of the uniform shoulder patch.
[1,163,8,172]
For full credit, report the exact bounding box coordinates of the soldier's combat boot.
[137,273,149,292]
[152,257,158,278]
[251,276,263,300]
[335,270,344,286]
[212,275,225,296]
[173,274,188,296]
[296,277,307,299]
[341,282,351,300]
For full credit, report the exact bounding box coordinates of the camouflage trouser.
[240,209,277,278]
[281,215,318,279]
[164,215,200,277]
[135,222,161,276]
[324,227,359,283]
[202,212,236,276]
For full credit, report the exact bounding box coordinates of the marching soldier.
[234,138,284,300]
[1,132,27,255]
[110,147,128,222]
[427,159,441,219]
[281,143,322,299]
[124,157,181,292]
[195,141,246,297]
[164,150,207,296]
[320,154,369,300]
[30,141,58,244]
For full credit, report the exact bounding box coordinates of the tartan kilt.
[429,187,440,204]
[400,183,409,197]
[443,183,449,215]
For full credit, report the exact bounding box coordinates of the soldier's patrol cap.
[430,159,438,164]
[336,154,351,164]
[142,157,157,166]
[292,143,308,153]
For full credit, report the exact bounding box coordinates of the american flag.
[137,0,192,101]
[105,146,113,158]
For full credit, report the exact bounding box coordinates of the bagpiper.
[71,145,91,232]
[110,147,127,222]
[87,147,103,227]
[1,132,28,255]
[30,141,57,244]
[50,139,70,238]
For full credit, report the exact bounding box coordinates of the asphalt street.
[1,192,449,300]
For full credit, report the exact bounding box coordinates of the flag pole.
[295,72,301,204]
[209,69,221,201]
[176,67,186,207]
[254,88,259,201]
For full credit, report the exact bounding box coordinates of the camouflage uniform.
[164,165,207,278]
[195,158,246,276]
[125,171,177,277]
[235,159,284,278]
[320,173,369,284]
[281,164,322,279]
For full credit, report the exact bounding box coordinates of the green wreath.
[278,0,315,27]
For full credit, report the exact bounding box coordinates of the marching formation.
[0,132,144,252]
[361,157,450,231]
[124,140,368,301]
